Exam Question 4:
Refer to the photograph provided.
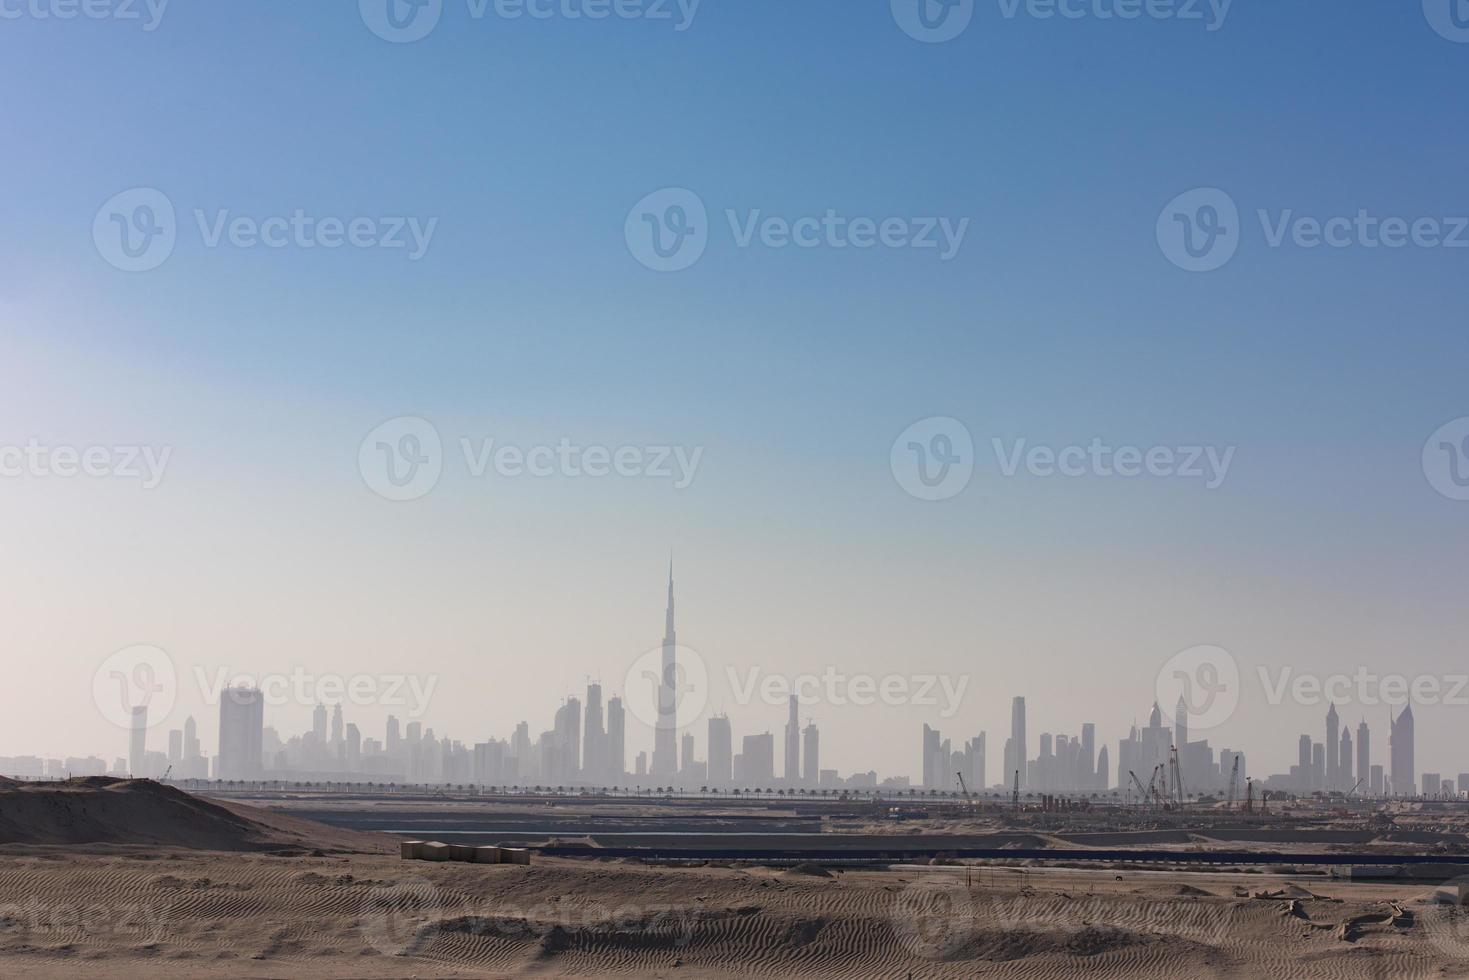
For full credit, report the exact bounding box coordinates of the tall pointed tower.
[651,560,679,776]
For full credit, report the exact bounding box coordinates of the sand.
[0,778,390,854]
[4,782,1469,977]
[2,852,1467,977]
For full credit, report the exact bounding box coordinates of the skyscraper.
[554,696,581,778]
[1391,705,1415,797]
[183,716,199,761]
[1326,703,1340,792]
[218,687,264,780]
[386,716,401,758]
[1339,729,1353,793]
[583,682,605,783]
[784,695,800,785]
[128,704,147,776]
[707,713,732,788]
[312,702,327,744]
[1174,696,1188,752]
[802,722,819,787]
[606,696,626,781]
[1010,697,1027,790]
[1356,719,1370,791]
[651,562,678,776]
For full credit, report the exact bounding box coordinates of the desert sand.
[5,781,1469,978]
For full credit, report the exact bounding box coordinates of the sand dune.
[0,779,389,854]
[2,784,1467,977]
[0,851,1464,978]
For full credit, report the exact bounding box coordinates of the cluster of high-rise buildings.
[927,696,1241,798]
[80,566,898,792]
[1256,704,1447,798]
[927,695,1457,802]
[24,567,1469,799]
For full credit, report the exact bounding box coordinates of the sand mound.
[782,863,834,879]
[1173,884,1215,897]
[0,779,388,853]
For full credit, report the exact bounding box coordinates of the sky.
[3,0,1468,786]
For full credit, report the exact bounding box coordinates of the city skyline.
[12,569,1465,799]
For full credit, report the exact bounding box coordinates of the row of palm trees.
[172,777,1135,804]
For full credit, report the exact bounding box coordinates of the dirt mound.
[0,779,389,853]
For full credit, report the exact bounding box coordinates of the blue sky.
[3,1,1468,784]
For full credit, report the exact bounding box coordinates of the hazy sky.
[3,2,1468,784]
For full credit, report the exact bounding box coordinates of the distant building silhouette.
[1391,705,1415,796]
[652,562,679,776]
[218,687,264,780]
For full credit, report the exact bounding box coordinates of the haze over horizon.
[4,2,1469,787]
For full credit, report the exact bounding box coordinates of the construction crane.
[1170,746,1187,806]
[1346,778,1364,799]
[1127,769,1150,809]
[955,772,972,801]
[1012,769,1020,810]
[1226,756,1240,810]
[1147,764,1164,807]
